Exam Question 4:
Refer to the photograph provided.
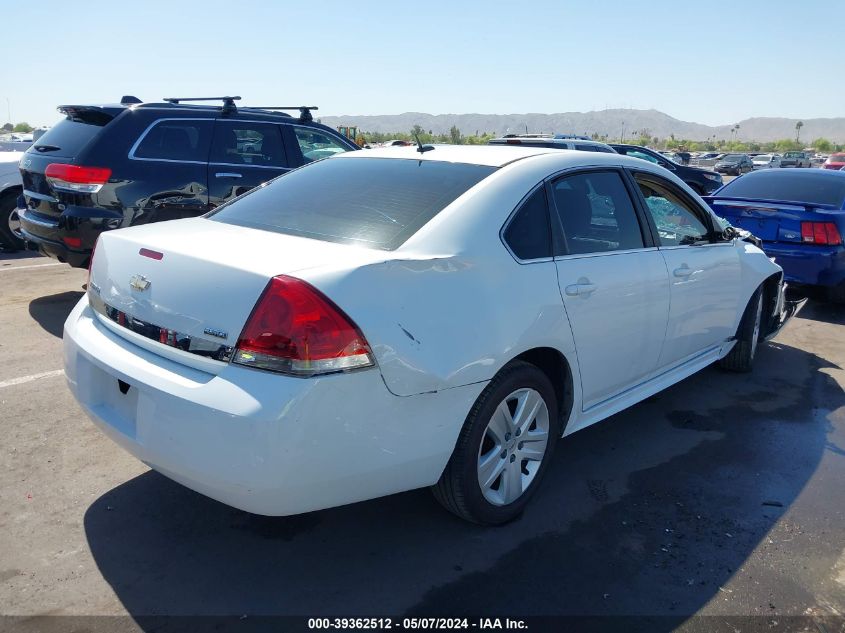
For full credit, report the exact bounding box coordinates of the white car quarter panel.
[303,255,576,398]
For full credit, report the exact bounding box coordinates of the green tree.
[812,138,832,152]
[449,125,463,145]
[795,121,803,143]
[1,123,12,132]
[13,122,33,133]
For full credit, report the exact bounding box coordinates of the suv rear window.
[31,118,107,158]
[715,171,845,207]
[209,157,496,250]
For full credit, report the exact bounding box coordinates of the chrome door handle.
[215,172,243,178]
[564,282,597,297]
[673,265,693,278]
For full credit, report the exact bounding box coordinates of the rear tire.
[432,361,560,525]
[719,288,763,373]
[0,192,24,251]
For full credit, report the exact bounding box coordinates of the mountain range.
[318,109,845,143]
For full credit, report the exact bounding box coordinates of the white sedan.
[64,146,795,524]
[752,154,782,170]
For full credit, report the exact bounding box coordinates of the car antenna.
[414,132,434,154]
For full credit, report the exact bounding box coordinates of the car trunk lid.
[87,218,386,371]
[706,196,840,244]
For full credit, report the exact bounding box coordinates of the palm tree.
[795,121,804,143]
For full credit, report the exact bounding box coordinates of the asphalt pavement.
[1,251,843,632]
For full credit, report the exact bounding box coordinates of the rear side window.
[715,171,845,207]
[574,144,598,152]
[132,120,212,162]
[551,171,645,255]
[30,118,107,159]
[209,157,496,250]
[503,187,552,260]
[293,127,351,163]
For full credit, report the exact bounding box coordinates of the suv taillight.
[233,276,374,376]
[45,163,112,193]
[801,221,843,245]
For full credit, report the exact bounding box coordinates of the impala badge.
[129,274,151,292]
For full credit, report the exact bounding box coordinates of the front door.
[631,171,741,369]
[550,169,670,411]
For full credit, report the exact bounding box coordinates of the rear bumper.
[761,241,845,288]
[63,298,483,516]
[20,221,91,268]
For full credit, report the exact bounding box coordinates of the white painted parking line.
[0,262,64,272]
[0,369,65,389]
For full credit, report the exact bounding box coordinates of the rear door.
[207,120,290,207]
[127,118,213,223]
[631,171,741,369]
[550,168,670,410]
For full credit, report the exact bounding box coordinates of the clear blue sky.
[3,0,843,127]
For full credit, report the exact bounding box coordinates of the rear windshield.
[209,157,496,250]
[31,117,109,158]
[715,171,845,207]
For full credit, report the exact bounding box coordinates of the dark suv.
[17,96,358,267]
[609,144,723,195]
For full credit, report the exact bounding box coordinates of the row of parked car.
[2,96,844,305]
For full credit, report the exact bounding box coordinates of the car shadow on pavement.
[83,341,844,626]
[28,291,84,338]
[797,299,845,326]
[0,250,43,263]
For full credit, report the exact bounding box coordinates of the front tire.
[432,361,560,525]
[719,288,763,372]
[0,192,25,251]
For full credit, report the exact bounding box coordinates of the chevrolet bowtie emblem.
[129,275,151,292]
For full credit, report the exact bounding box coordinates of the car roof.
[334,144,565,167]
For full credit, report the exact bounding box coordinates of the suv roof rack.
[162,96,241,115]
[247,106,319,122]
[502,133,553,139]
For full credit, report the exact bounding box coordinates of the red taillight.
[800,221,843,245]
[139,248,164,260]
[233,275,374,376]
[45,163,112,193]
[62,236,82,248]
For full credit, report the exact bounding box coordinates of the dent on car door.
[632,172,741,369]
[128,118,213,224]
[208,120,290,207]
[549,169,670,411]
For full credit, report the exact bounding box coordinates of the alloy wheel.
[7,208,22,239]
[477,388,549,506]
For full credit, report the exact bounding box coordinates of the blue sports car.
[706,169,845,303]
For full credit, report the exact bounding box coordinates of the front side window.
[294,127,351,163]
[210,122,286,167]
[551,171,645,255]
[634,174,711,246]
[133,120,212,162]
[503,187,552,260]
